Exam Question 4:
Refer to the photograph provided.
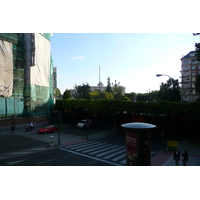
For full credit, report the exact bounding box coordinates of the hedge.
[55,99,200,119]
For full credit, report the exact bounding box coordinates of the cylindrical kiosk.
[121,122,156,166]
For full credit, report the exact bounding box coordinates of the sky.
[50,33,200,95]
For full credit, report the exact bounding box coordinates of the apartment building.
[180,51,200,102]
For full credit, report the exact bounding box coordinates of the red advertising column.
[122,122,156,166]
[126,132,138,166]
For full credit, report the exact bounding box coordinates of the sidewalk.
[151,138,200,166]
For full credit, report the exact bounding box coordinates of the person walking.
[182,150,189,166]
[29,122,34,131]
[173,149,180,166]
[25,123,30,132]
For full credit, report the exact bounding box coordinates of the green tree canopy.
[112,80,124,100]
[102,91,114,99]
[195,74,200,94]
[63,89,71,99]
[89,90,99,99]
[54,88,61,98]
[75,83,91,99]
[125,92,137,101]
[105,77,112,93]
[157,78,181,102]
[193,33,200,61]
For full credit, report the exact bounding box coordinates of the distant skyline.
[50,33,200,94]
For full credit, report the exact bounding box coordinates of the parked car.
[77,119,93,128]
[37,125,58,134]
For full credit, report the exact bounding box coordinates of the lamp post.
[156,74,176,140]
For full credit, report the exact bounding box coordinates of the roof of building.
[182,51,196,59]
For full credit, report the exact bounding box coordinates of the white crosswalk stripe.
[103,149,125,159]
[64,141,156,165]
[64,141,126,164]
[95,146,124,157]
[89,144,121,155]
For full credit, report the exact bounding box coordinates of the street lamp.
[156,74,172,79]
[156,73,176,140]
[156,74,174,101]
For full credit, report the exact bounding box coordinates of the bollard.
[49,136,54,147]
[121,122,156,166]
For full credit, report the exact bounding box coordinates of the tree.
[125,92,137,101]
[157,78,181,101]
[136,93,149,101]
[89,90,100,99]
[101,91,114,99]
[54,88,61,98]
[148,90,158,102]
[195,74,200,94]
[112,80,124,100]
[75,83,91,99]
[193,33,200,61]
[63,89,71,99]
[105,77,112,93]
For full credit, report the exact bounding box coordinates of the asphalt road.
[0,124,163,166]
[0,148,114,166]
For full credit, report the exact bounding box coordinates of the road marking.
[63,154,74,158]
[70,142,102,150]
[120,159,126,164]
[82,143,113,153]
[37,159,56,165]
[96,146,124,157]
[60,148,122,166]
[89,144,120,155]
[87,160,98,165]
[112,153,126,161]
[65,141,95,148]
[103,149,126,159]
[6,159,27,165]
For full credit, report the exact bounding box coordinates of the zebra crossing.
[62,140,156,166]
[13,132,156,166]
[62,140,127,165]
[14,131,81,144]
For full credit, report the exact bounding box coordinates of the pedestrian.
[162,138,166,153]
[29,122,34,131]
[161,126,167,153]
[25,123,30,132]
[182,150,189,166]
[173,149,180,166]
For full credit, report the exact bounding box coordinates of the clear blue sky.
[50,33,200,95]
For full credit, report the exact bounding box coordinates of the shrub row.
[55,99,200,119]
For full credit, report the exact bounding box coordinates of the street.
[0,124,163,166]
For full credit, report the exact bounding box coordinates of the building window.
[192,65,196,70]
[192,77,196,81]
[183,72,189,76]
[191,60,196,64]
[192,71,196,76]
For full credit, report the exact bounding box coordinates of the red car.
[37,125,58,134]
